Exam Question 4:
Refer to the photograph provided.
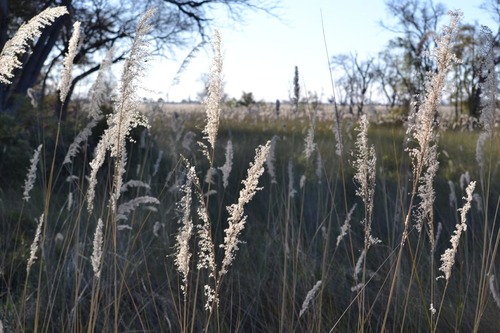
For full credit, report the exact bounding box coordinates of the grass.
[0,6,499,333]
[132,104,500,332]
[2,102,499,332]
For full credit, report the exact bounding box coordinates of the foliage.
[235,91,255,107]
[331,0,500,119]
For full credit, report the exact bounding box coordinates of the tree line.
[331,0,499,119]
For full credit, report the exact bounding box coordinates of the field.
[0,7,499,333]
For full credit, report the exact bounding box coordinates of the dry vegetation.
[0,6,499,333]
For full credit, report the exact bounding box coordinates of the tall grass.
[0,5,499,333]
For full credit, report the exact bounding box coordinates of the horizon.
[73,0,498,104]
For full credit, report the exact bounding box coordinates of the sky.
[140,0,497,103]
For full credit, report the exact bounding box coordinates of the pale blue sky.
[142,0,496,103]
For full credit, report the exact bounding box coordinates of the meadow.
[0,6,499,333]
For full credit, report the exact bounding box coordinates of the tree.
[449,23,484,118]
[381,0,446,109]
[0,0,278,119]
[381,0,499,119]
[292,65,299,113]
[331,53,375,115]
[481,0,500,57]
[374,49,403,109]
[237,91,256,107]
[470,0,500,118]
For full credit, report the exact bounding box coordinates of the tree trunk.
[6,15,67,112]
[0,0,71,116]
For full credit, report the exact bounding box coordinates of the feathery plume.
[23,144,43,202]
[117,224,132,231]
[182,131,196,152]
[196,213,216,275]
[406,11,461,240]
[415,143,439,242]
[408,10,461,138]
[204,189,217,197]
[58,21,81,102]
[473,193,483,213]
[87,9,154,212]
[144,205,157,212]
[116,196,160,220]
[315,151,323,183]
[120,179,151,193]
[201,30,223,157]
[303,114,316,160]
[218,140,233,188]
[184,163,218,310]
[433,221,442,252]
[288,160,297,198]
[27,214,44,274]
[448,180,457,207]
[187,166,216,276]
[153,221,162,237]
[86,47,115,121]
[219,141,271,277]
[63,48,113,165]
[203,285,218,311]
[332,113,343,156]
[111,152,128,211]
[336,203,357,248]
[266,135,279,184]
[0,7,68,84]
[27,87,39,107]
[460,171,470,191]
[438,181,475,280]
[476,26,497,175]
[353,115,377,248]
[171,41,206,87]
[430,303,437,315]
[67,191,73,211]
[406,10,461,151]
[204,167,217,185]
[174,165,195,295]
[87,139,107,212]
[354,249,366,278]
[300,175,306,189]
[91,218,104,279]
[351,283,364,292]
[299,280,322,318]
[489,275,500,309]
[67,175,79,183]
[62,120,91,165]
[152,150,163,176]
